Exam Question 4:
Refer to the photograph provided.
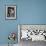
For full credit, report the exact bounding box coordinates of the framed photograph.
[5,5,16,20]
[18,24,46,42]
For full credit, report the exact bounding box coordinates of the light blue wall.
[19,0,46,24]
[0,0,46,44]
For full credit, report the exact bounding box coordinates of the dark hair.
[8,7,14,10]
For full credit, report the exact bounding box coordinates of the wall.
[19,0,46,24]
[0,0,18,44]
[0,0,46,44]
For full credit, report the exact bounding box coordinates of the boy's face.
[9,8,15,14]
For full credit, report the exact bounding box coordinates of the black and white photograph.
[18,25,46,46]
[5,5,16,19]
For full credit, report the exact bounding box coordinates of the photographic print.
[18,24,46,41]
[5,5,16,20]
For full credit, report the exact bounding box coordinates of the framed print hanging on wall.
[5,5,16,20]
